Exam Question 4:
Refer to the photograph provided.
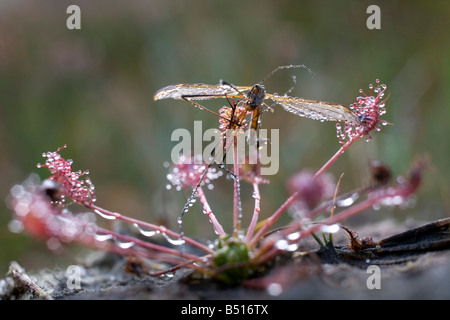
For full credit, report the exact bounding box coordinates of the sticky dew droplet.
[320,224,340,234]
[267,283,283,296]
[275,239,298,252]
[115,240,135,249]
[133,223,157,237]
[336,192,360,207]
[286,231,301,241]
[161,233,185,246]
[94,209,116,220]
[94,233,113,242]
[8,220,24,234]
[161,272,174,279]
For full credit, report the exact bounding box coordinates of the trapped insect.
[154,65,361,129]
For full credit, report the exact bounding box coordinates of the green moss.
[213,236,250,285]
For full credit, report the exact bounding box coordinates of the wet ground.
[1,218,449,300]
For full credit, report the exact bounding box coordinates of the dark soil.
[1,218,449,300]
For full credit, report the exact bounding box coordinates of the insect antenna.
[258,64,315,85]
[263,74,298,113]
[260,64,315,112]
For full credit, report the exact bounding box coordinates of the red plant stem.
[93,226,204,263]
[51,211,196,266]
[80,237,188,266]
[245,181,261,242]
[249,139,358,249]
[248,190,300,249]
[197,186,225,236]
[86,203,214,254]
[148,255,213,277]
[232,135,242,236]
[254,184,411,264]
[314,140,354,178]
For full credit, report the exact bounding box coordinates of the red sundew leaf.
[337,80,390,145]
[37,145,96,204]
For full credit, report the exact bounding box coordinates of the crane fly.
[153,65,361,131]
[153,65,361,180]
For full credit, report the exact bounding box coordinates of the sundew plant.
[8,78,426,290]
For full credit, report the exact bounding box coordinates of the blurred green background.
[1,0,449,273]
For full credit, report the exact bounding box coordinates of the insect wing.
[153,83,252,101]
[267,94,360,125]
